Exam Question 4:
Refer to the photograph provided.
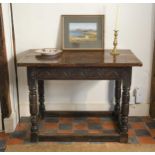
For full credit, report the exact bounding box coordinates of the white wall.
[12,3,154,116]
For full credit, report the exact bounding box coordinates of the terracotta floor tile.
[7,138,24,145]
[128,129,135,137]
[137,137,155,144]
[87,117,101,123]
[43,122,58,129]
[148,129,155,137]
[131,122,146,129]
[88,130,103,134]
[73,123,88,130]
[0,132,8,139]
[59,117,73,123]
[102,122,116,129]
[1,116,155,147]
[103,129,117,135]
[57,130,73,134]
[15,123,29,131]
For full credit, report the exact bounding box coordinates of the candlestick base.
[111,30,120,56]
[110,50,120,56]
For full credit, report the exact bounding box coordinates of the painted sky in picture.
[69,23,97,43]
[69,23,97,31]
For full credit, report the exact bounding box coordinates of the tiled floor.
[0,116,155,151]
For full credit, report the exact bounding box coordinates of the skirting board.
[4,111,18,133]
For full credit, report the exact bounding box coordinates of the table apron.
[27,67,132,80]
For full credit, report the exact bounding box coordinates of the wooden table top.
[17,49,142,67]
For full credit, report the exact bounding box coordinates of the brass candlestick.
[111,30,120,56]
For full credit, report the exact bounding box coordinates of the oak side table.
[17,49,142,143]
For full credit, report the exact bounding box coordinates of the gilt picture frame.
[62,15,104,50]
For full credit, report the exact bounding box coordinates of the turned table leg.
[120,74,131,143]
[114,80,121,120]
[38,80,45,118]
[27,68,38,142]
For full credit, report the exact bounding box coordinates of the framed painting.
[62,15,104,50]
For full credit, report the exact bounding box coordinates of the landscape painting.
[69,23,97,43]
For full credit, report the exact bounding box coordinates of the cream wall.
[12,3,154,116]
